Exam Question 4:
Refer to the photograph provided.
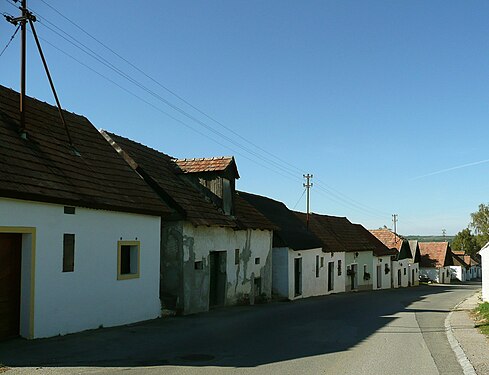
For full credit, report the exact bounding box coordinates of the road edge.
[445,295,477,375]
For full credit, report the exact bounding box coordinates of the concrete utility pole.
[442,229,446,239]
[392,214,398,239]
[303,174,313,229]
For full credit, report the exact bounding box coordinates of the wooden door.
[327,262,334,291]
[377,265,382,289]
[209,251,226,307]
[294,258,302,296]
[0,233,22,340]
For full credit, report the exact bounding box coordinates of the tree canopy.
[451,228,479,255]
[470,203,489,248]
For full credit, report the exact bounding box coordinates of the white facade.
[272,247,345,300]
[373,255,392,290]
[449,265,466,282]
[408,262,419,286]
[420,266,451,284]
[345,251,374,291]
[392,259,410,288]
[0,197,162,339]
[480,243,489,302]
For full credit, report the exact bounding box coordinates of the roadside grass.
[474,302,489,335]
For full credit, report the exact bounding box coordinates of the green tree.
[451,228,479,255]
[470,203,489,248]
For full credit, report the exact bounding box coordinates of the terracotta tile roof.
[0,85,173,216]
[294,212,376,253]
[419,242,453,268]
[239,191,323,250]
[175,157,239,178]
[104,132,275,230]
[369,229,404,251]
[354,225,397,257]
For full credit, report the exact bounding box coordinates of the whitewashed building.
[240,192,345,300]
[419,242,453,284]
[479,242,489,301]
[0,85,173,339]
[104,133,275,314]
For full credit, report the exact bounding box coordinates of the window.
[320,256,324,268]
[404,268,406,275]
[235,249,240,265]
[63,233,75,272]
[316,255,320,277]
[64,206,75,214]
[194,261,203,270]
[255,257,260,265]
[117,241,140,280]
[338,260,342,276]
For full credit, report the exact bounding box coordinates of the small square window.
[255,257,260,265]
[235,249,240,265]
[195,261,203,270]
[64,206,75,214]
[63,233,75,272]
[117,241,140,280]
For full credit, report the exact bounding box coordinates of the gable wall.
[0,197,161,338]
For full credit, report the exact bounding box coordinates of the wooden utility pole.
[303,174,313,229]
[20,0,27,136]
[392,214,398,238]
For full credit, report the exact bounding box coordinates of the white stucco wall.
[420,266,451,284]
[285,249,345,300]
[182,223,273,312]
[0,197,161,339]
[449,265,465,282]
[408,262,419,286]
[345,251,374,291]
[392,259,410,288]
[480,244,489,302]
[373,256,392,290]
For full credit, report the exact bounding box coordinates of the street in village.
[0,283,481,375]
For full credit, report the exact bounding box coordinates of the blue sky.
[1,1,488,235]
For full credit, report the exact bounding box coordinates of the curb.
[444,295,477,375]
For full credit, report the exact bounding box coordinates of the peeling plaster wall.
[287,249,345,300]
[345,251,374,292]
[160,221,184,310]
[180,223,273,314]
[373,256,392,290]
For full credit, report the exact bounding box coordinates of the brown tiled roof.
[0,85,173,216]
[354,225,397,257]
[175,157,239,178]
[104,132,275,230]
[419,242,453,268]
[369,229,404,251]
[103,132,236,228]
[294,212,375,253]
[452,253,469,268]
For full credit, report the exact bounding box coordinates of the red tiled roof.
[175,157,239,178]
[355,225,397,257]
[419,242,453,268]
[0,85,173,216]
[369,229,404,251]
[294,212,375,253]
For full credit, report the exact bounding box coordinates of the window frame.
[117,240,141,280]
[62,233,75,272]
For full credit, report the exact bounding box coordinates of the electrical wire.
[0,23,19,57]
[17,0,392,220]
[292,188,307,210]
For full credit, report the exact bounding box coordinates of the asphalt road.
[0,283,480,375]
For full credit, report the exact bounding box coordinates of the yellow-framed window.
[117,240,140,280]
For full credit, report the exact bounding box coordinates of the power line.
[0,22,19,57]
[292,188,306,210]
[21,1,393,220]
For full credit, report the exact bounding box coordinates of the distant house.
[0,85,174,339]
[408,240,421,286]
[103,132,275,314]
[419,242,453,283]
[452,251,481,280]
[295,213,376,292]
[370,229,419,288]
[355,225,397,290]
[450,252,469,282]
[239,192,344,300]
[479,243,489,301]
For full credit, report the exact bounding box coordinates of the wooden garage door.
[0,233,22,340]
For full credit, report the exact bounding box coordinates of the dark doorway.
[209,251,227,307]
[327,262,334,291]
[294,258,302,296]
[398,269,402,287]
[377,265,382,289]
[0,233,22,340]
[350,264,358,290]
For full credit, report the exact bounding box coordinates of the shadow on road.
[0,283,480,369]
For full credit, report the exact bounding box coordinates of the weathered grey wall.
[160,221,184,311]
